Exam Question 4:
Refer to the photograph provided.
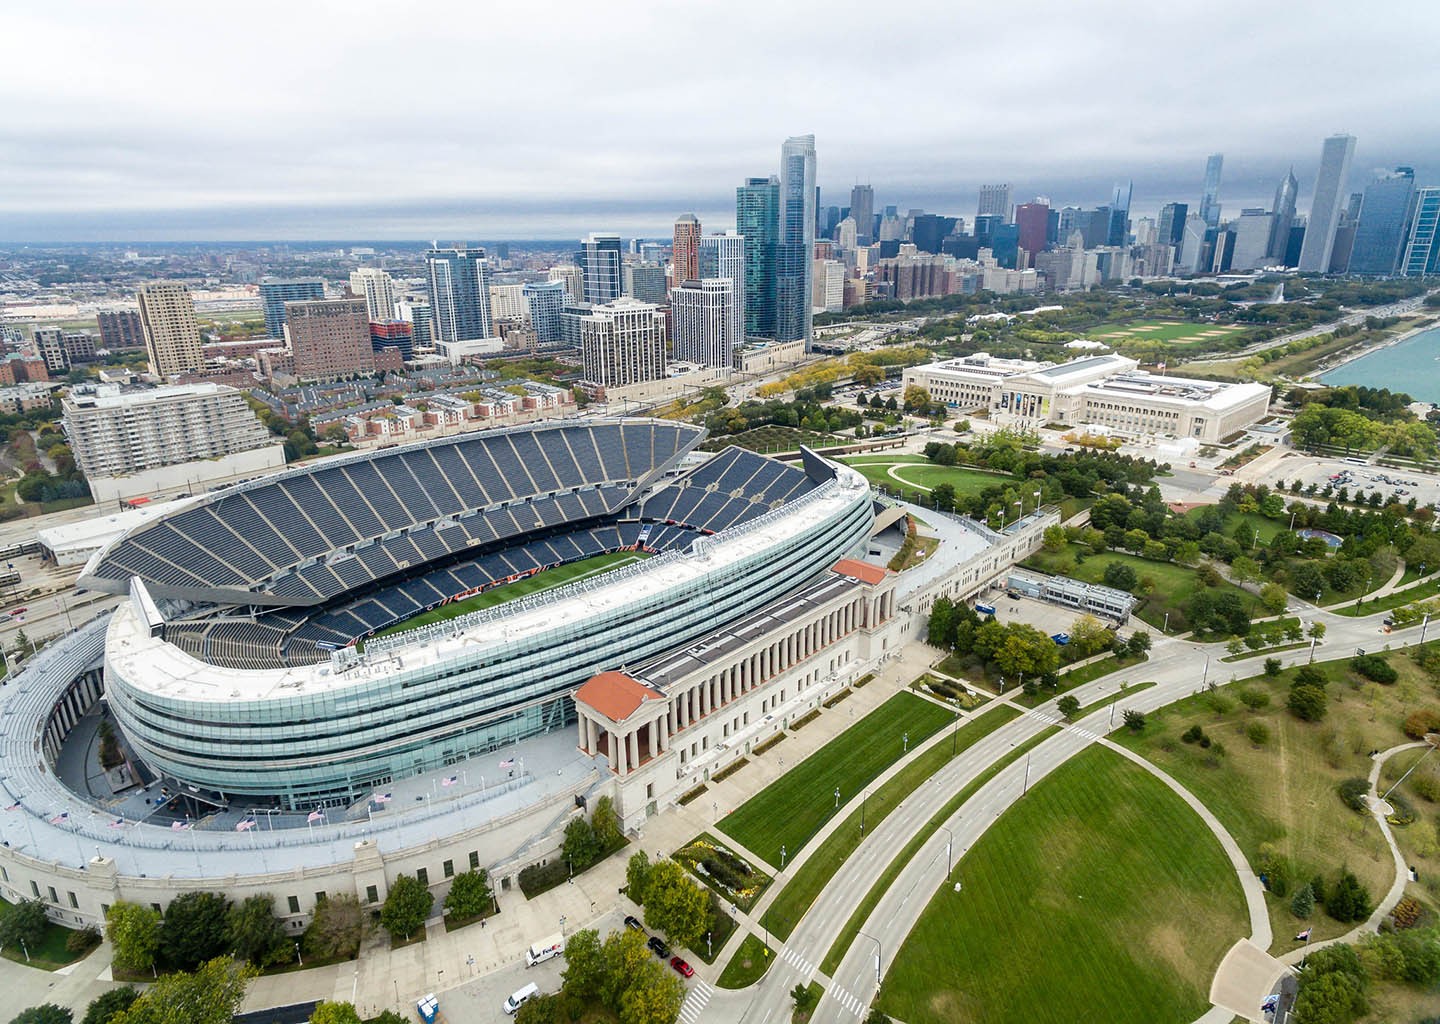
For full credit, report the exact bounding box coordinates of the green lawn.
[877,747,1246,1024]
[717,934,773,989]
[1087,319,1247,345]
[370,552,647,639]
[1335,576,1440,617]
[0,897,90,970]
[1183,507,1286,546]
[719,692,955,868]
[1023,543,1262,634]
[760,705,1021,939]
[838,456,1015,498]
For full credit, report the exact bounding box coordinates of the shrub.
[1122,709,1146,732]
[1202,692,1234,716]
[1238,688,1271,710]
[1264,658,1283,677]
[66,925,101,956]
[1338,777,1371,813]
[1310,875,1327,907]
[1391,895,1423,930]
[1413,771,1440,803]
[1288,683,1328,722]
[1350,653,1398,684]
[1386,794,1418,826]
[1182,725,1207,745]
[1403,709,1440,740]
[1246,722,1271,747]
[1326,870,1374,923]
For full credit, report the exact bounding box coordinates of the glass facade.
[736,176,779,339]
[1349,168,1416,276]
[1402,188,1440,277]
[776,136,816,347]
[426,247,493,342]
[258,278,324,341]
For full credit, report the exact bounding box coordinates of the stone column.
[648,719,658,761]
[607,728,619,774]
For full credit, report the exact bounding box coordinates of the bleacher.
[638,447,819,534]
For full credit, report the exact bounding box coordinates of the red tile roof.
[574,670,666,723]
[832,558,888,586]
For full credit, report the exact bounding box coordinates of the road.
[712,602,1419,1023]
[1233,294,1434,358]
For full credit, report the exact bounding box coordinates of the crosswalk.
[830,985,870,1018]
[1026,707,1102,742]
[777,944,869,1020]
[780,944,817,975]
[678,979,713,1024]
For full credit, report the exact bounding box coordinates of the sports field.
[1089,319,1247,345]
[877,746,1245,1024]
[371,551,647,638]
[718,691,955,868]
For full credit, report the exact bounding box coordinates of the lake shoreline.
[1317,322,1440,401]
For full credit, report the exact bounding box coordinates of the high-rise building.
[1015,202,1050,261]
[285,299,376,382]
[577,233,623,304]
[991,224,1021,269]
[579,298,667,388]
[33,327,68,374]
[624,263,668,305]
[394,301,433,349]
[523,280,569,345]
[1268,169,1300,263]
[136,281,204,377]
[1298,133,1358,272]
[1108,182,1132,247]
[834,216,858,251]
[1200,154,1224,228]
[700,232,746,348]
[258,277,325,340]
[369,321,414,361]
[426,246,494,342]
[1157,203,1188,248]
[349,268,397,322]
[1230,210,1276,271]
[96,309,145,350]
[488,283,529,325]
[776,134,816,347]
[911,215,958,255]
[548,264,585,303]
[811,259,845,313]
[737,175,780,339]
[1401,188,1440,277]
[1349,167,1417,276]
[671,278,738,369]
[849,185,875,246]
[977,184,1012,220]
[672,214,701,290]
[1180,215,1210,274]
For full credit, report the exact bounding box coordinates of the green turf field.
[370,552,647,638]
[839,456,1014,497]
[718,692,955,868]
[1088,319,1247,345]
[878,746,1246,1024]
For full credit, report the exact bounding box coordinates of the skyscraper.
[136,281,204,377]
[425,246,493,342]
[579,298,667,388]
[700,231,746,348]
[523,280,569,345]
[1230,210,1276,271]
[259,277,325,340]
[548,264,584,303]
[849,184,875,246]
[1268,169,1300,263]
[1107,182,1132,247]
[1157,203,1188,247]
[737,175,779,339]
[1401,188,1440,277]
[577,233,623,304]
[1349,167,1417,276]
[349,268,397,322]
[1200,154,1224,228]
[672,214,701,290]
[1015,202,1050,261]
[671,278,737,369]
[776,134,816,348]
[286,298,376,382]
[1298,133,1357,273]
[624,263,668,305]
[977,184,1012,220]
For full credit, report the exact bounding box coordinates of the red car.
[670,956,694,979]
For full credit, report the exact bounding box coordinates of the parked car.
[624,915,643,932]
[670,956,694,978]
[647,936,671,959]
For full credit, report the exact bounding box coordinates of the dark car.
[624,915,643,932]
[670,956,694,978]
[647,936,671,959]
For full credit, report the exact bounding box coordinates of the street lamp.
[939,824,954,876]
[295,941,302,966]
[950,705,961,755]
[903,731,909,753]
[781,844,787,869]
[834,786,840,809]
[858,930,883,989]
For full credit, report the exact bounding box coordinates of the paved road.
[712,602,1419,1023]
[1233,295,1434,358]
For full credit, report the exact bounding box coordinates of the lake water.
[1319,325,1440,402]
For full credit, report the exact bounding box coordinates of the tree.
[1042,525,1066,552]
[105,901,161,975]
[1326,871,1373,923]
[308,1004,361,1024]
[1291,884,1315,919]
[1068,615,1112,658]
[1259,583,1290,615]
[1124,630,1152,658]
[599,929,653,1012]
[1057,695,1081,720]
[81,990,139,1024]
[1231,556,1263,583]
[626,850,653,905]
[443,869,492,921]
[591,795,621,850]
[562,929,604,1000]
[226,894,289,967]
[1265,657,1283,677]
[379,874,433,941]
[864,1011,893,1024]
[562,816,599,871]
[791,984,817,1013]
[110,956,255,1024]
[617,958,686,1024]
[302,893,363,961]
[1288,684,1329,722]
[8,1008,70,1024]
[159,891,230,970]
[902,385,932,413]
[1122,709,1146,732]
[1292,969,1367,1024]
[0,897,49,952]
[1310,621,1327,641]
[642,859,709,949]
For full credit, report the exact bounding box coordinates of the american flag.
[498,758,515,769]
[4,799,21,811]
[49,811,69,824]
[441,775,459,787]
[108,817,126,829]
[171,820,192,831]
[1295,928,1311,941]
[371,792,392,805]
[307,809,325,823]
[235,818,256,832]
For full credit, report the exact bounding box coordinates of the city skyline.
[2,1,1438,241]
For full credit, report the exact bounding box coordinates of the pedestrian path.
[1020,705,1103,743]
[678,979,712,1024]
[828,981,871,1019]
[779,944,818,977]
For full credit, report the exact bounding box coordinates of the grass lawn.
[760,705,1020,939]
[1087,319,1246,345]
[0,897,90,970]
[1113,651,1430,949]
[717,933,773,989]
[1012,652,1146,707]
[1336,576,1440,617]
[837,456,1014,498]
[719,692,955,868]
[877,746,1246,1024]
[1023,543,1262,633]
[1183,507,1286,546]
[370,552,646,639]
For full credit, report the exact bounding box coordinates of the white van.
[524,932,564,967]
[503,982,539,1016]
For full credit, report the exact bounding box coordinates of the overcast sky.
[3,0,1438,242]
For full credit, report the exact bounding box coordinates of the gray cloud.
[2,0,1438,240]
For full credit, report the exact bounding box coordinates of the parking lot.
[1276,452,1440,508]
[970,586,1105,638]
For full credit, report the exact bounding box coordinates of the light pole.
[950,705,961,755]
[1382,736,1440,803]
[1423,614,1432,645]
[295,941,302,966]
[939,824,954,876]
[1163,611,1169,634]
[858,930,883,989]
[903,731,909,753]
[559,915,567,939]
[834,786,840,809]
[781,844,787,869]
[1201,655,1210,690]
[1023,753,1033,795]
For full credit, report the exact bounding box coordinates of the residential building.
[33,327,68,374]
[700,231,746,344]
[349,268,397,322]
[548,264,585,303]
[1349,167,1417,276]
[579,299,667,389]
[624,263,668,305]
[523,280,569,345]
[369,320,414,361]
[136,281,205,377]
[1298,133,1358,272]
[286,299,376,382]
[812,259,845,312]
[736,175,780,338]
[488,283,529,325]
[977,184,1012,220]
[671,278,738,369]
[776,134,816,347]
[672,214,701,290]
[96,309,145,350]
[426,246,493,342]
[1401,188,1440,277]
[1200,153,1224,228]
[258,277,325,340]
[394,301,433,349]
[577,233,624,304]
[849,184,875,246]
[64,331,99,364]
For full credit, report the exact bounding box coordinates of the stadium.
[79,418,876,809]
